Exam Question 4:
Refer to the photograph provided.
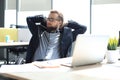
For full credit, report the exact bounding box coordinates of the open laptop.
[62,34,109,67]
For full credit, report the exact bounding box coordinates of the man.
[26,10,87,63]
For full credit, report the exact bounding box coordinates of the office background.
[0,0,120,38]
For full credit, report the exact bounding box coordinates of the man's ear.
[59,21,63,28]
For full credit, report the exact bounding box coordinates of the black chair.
[0,49,7,65]
[8,24,28,64]
[8,47,27,64]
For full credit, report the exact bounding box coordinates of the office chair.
[0,49,7,65]
[8,47,27,64]
[8,24,28,64]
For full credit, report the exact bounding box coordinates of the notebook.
[61,34,109,67]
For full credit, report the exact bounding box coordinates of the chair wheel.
[15,58,25,64]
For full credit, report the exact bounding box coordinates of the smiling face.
[46,11,63,32]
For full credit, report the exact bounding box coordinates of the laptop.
[61,34,109,67]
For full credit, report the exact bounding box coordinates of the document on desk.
[32,61,61,68]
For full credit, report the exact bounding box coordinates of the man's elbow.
[79,25,87,34]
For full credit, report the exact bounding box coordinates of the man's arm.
[65,20,87,41]
[26,15,46,36]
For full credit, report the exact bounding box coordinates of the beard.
[46,27,57,32]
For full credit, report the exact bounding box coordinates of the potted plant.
[106,37,119,63]
[107,37,118,50]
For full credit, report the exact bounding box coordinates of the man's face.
[46,13,61,32]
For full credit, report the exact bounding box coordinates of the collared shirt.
[33,31,60,61]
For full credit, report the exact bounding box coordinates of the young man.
[26,10,87,63]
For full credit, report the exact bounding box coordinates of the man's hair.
[50,10,64,26]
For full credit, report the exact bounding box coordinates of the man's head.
[46,10,64,32]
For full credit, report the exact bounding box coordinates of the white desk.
[0,42,29,48]
[0,58,120,80]
[0,42,29,64]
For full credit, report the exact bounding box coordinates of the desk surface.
[0,42,29,47]
[0,58,120,80]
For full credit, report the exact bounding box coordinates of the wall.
[93,0,120,4]
[53,0,90,34]
[92,0,120,38]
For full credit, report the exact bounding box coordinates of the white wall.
[92,3,120,38]
[4,10,16,27]
[53,0,90,34]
